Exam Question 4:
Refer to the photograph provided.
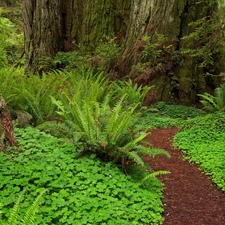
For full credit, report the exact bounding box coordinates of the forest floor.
[144,127,225,225]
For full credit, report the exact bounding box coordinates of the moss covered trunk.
[119,0,214,105]
[23,0,218,105]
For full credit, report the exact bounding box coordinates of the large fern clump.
[39,93,170,171]
[198,85,225,112]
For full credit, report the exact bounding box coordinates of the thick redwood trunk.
[22,0,219,105]
[119,0,211,105]
[23,0,64,74]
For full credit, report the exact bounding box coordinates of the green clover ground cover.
[0,127,164,225]
[174,113,225,191]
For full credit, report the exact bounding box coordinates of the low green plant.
[198,85,225,112]
[155,101,206,119]
[137,101,205,130]
[174,113,225,191]
[0,126,164,224]
[0,189,46,225]
[0,67,25,107]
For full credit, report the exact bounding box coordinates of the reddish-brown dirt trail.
[144,127,225,225]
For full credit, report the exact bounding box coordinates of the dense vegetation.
[1,3,225,225]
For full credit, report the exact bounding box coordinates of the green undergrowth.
[174,113,225,191]
[0,127,164,225]
[139,101,206,129]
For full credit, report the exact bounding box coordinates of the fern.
[198,85,225,112]
[7,190,25,225]
[0,189,46,225]
[21,190,46,225]
[61,67,111,105]
[112,79,154,106]
[140,170,171,185]
[44,94,170,173]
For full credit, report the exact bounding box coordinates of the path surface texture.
[144,127,225,225]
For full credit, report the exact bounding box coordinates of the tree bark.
[23,0,65,74]
[119,0,214,105]
[22,0,130,73]
[0,96,17,153]
[22,0,218,105]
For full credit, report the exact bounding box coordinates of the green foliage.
[155,101,206,119]
[40,95,170,169]
[94,36,121,71]
[61,67,111,105]
[17,72,67,125]
[0,127,164,225]
[0,68,67,126]
[198,85,225,112]
[181,3,225,68]
[0,9,14,67]
[38,36,120,73]
[174,112,225,191]
[112,79,154,106]
[0,67,24,106]
[137,101,206,130]
[0,7,24,66]
[141,34,168,63]
[0,190,46,225]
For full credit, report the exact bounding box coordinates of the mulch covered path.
[144,127,225,225]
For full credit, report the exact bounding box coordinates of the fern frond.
[143,147,171,158]
[140,170,171,184]
[8,190,25,225]
[21,189,46,225]
[37,121,73,137]
[23,90,44,125]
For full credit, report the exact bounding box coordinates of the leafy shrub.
[174,113,225,191]
[198,85,225,112]
[0,127,164,225]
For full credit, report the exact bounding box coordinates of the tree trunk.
[0,96,17,153]
[22,0,219,105]
[22,0,130,73]
[23,0,66,74]
[119,0,215,105]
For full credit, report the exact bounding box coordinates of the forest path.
[144,127,225,225]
